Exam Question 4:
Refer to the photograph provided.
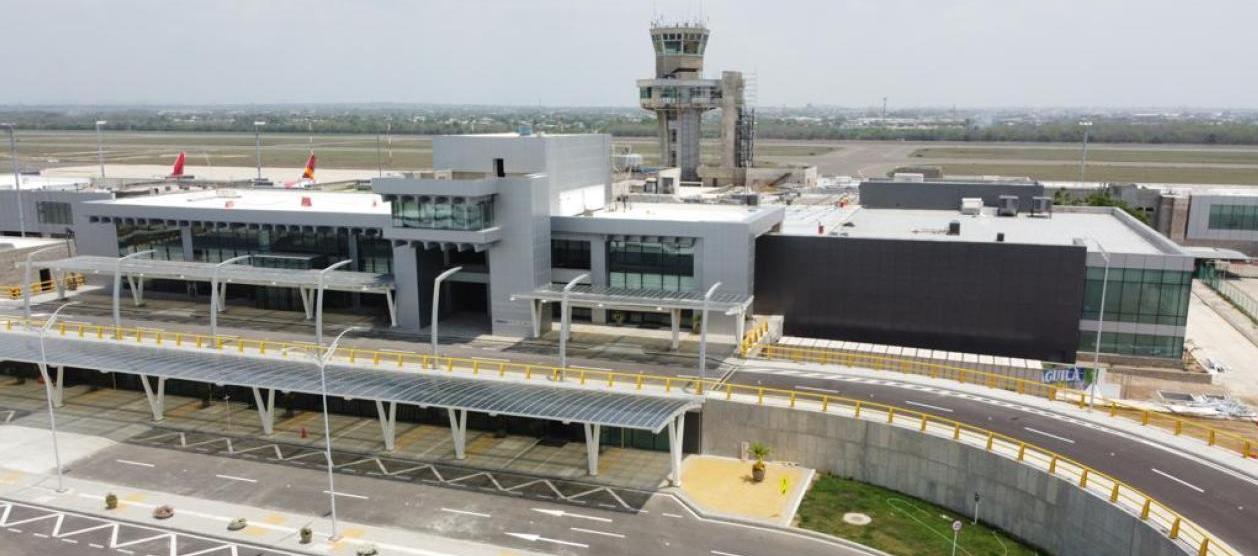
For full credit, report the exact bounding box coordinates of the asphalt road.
[65,443,868,556]
[731,366,1258,554]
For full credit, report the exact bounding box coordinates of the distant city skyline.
[4,0,1256,109]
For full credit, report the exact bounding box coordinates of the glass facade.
[1080,266,1190,359]
[608,239,695,291]
[1207,204,1258,231]
[391,195,494,231]
[116,223,183,260]
[36,201,73,225]
[551,239,591,269]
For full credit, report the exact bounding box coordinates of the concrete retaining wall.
[701,400,1185,556]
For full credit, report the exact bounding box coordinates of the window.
[608,239,695,292]
[1079,331,1183,359]
[552,239,591,270]
[1082,266,1191,327]
[36,201,72,225]
[1208,204,1258,231]
[391,195,494,230]
[640,87,651,100]
[116,222,183,260]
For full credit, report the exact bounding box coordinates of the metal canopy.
[32,256,394,294]
[0,333,697,433]
[515,284,752,314]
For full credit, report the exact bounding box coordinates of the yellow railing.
[4,273,86,300]
[757,343,1258,461]
[0,316,1239,555]
[738,320,771,357]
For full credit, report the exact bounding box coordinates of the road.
[731,366,1258,554]
[60,442,865,556]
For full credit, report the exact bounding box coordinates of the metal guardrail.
[0,316,1240,555]
[3,273,86,300]
[1200,269,1258,324]
[755,343,1258,462]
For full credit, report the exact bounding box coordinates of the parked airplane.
[276,154,317,189]
[165,152,194,180]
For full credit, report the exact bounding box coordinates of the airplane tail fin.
[170,151,186,177]
[302,153,316,180]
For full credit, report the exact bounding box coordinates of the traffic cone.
[300,426,308,439]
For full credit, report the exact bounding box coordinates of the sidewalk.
[0,466,546,556]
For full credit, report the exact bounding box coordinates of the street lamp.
[698,282,722,383]
[315,259,353,347]
[559,273,591,374]
[210,254,252,338]
[315,326,361,541]
[95,120,107,178]
[1087,238,1110,410]
[253,121,267,184]
[113,250,155,329]
[430,266,463,363]
[36,301,78,493]
[23,245,63,322]
[1078,120,1093,186]
[2,123,25,237]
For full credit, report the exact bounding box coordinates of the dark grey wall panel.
[860,180,1045,211]
[754,235,1086,362]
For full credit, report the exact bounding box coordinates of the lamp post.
[253,121,266,183]
[1078,120,1093,186]
[430,266,463,363]
[317,326,361,541]
[113,250,155,329]
[559,273,590,374]
[698,282,722,383]
[315,259,353,347]
[36,301,78,493]
[1088,238,1110,410]
[3,123,25,237]
[209,254,252,339]
[23,245,63,322]
[95,120,107,178]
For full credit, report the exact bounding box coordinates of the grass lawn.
[911,147,1258,165]
[798,474,1041,556]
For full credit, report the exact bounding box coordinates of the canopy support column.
[139,375,166,422]
[529,300,542,338]
[447,408,467,460]
[217,282,228,313]
[51,366,65,408]
[126,275,145,307]
[735,309,746,355]
[251,387,276,435]
[299,287,313,320]
[583,423,601,476]
[385,289,397,327]
[375,400,397,452]
[53,270,66,300]
[668,413,686,487]
[670,309,681,351]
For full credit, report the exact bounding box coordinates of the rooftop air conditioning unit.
[1031,196,1053,217]
[960,197,983,215]
[997,195,1019,217]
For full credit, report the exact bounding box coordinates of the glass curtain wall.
[391,195,494,230]
[116,223,183,260]
[1080,266,1190,358]
[551,239,591,269]
[1207,204,1258,231]
[608,239,696,292]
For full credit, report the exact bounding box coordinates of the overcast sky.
[4,0,1254,109]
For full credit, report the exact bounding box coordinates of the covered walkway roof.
[0,332,697,433]
[31,255,394,294]
[513,284,752,315]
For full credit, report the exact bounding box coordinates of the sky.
[3,0,1255,109]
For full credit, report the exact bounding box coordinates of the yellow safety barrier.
[757,343,1258,461]
[0,316,1240,555]
[3,273,86,300]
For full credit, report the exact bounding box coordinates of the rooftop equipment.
[997,195,1019,217]
[947,220,961,235]
[960,197,983,215]
[1031,196,1053,218]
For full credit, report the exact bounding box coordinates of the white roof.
[0,237,64,251]
[0,174,94,191]
[92,188,389,215]
[587,202,768,223]
[43,164,384,184]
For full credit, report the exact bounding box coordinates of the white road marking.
[33,533,49,538]
[215,474,257,484]
[795,385,841,394]
[61,538,78,544]
[712,551,747,556]
[531,507,612,523]
[90,543,105,548]
[1151,468,1206,493]
[441,508,491,518]
[662,512,684,519]
[1023,427,1076,444]
[570,527,625,539]
[114,459,154,468]
[904,400,953,413]
[322,490,369,500]
[505,532,589,548]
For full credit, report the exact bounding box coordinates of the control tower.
[637,23,722,182]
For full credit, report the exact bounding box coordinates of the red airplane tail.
[301,153,316,180]
[169,151,186,177]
